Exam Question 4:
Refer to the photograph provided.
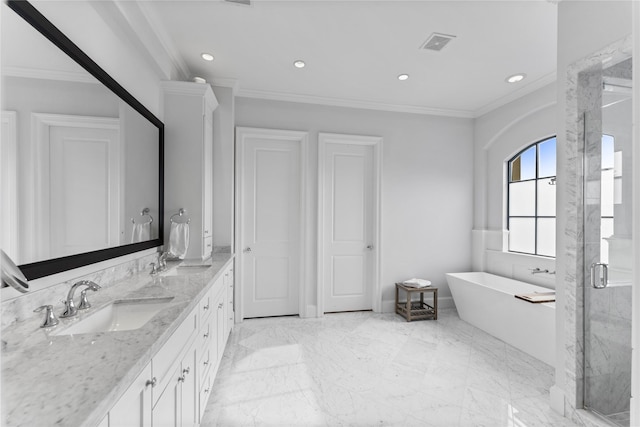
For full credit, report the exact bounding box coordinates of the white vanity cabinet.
[162,81,219,260]
[152,341,198,427]
[105,306,198,427]
[196,261,233,423]
[105,362,152,427]
[224,266,234,337]
[103,260,233,427]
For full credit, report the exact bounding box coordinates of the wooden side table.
[395,283,438,322]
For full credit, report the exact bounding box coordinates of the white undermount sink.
[52,297,174,335]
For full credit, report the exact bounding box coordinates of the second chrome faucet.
[60,280,101,318]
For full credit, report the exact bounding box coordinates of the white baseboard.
[381,296,455,313]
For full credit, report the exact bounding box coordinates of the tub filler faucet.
[530,268,550,275]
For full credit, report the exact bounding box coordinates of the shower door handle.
[590,263,608,289]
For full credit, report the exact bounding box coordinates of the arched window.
[507,136,556,257]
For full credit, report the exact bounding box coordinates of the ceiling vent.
[225,0,251,5]
[420,33,456,52]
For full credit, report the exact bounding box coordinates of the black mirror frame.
[7,0,164,280]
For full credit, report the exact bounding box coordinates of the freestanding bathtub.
[445,272,555,366]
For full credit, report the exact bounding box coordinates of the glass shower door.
[583,58,633,427]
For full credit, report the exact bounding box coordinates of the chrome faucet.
[158,252,170,270]
[33,305,59,328]
[60,280,101,318]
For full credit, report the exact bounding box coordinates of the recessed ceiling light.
[201,53,214,62]
[506,73,526,83]
[398,74,409,81]
[293,60,306,68]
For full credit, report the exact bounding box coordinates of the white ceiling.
[149,0,558,118]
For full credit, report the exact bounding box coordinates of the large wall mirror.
[1,1,164,280]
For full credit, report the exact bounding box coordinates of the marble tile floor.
[201,309,580,427]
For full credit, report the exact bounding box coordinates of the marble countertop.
[1,253,233,427]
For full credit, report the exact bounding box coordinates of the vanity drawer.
[152,306,197,405]
[197,317,213,354]
[203,236,213,257]
[198,370,213,423]
[198,347,213,387]
[199,290,213,325]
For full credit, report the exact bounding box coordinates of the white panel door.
[48,125,120,258]
[241,136,301,318]
[322,142,374,312]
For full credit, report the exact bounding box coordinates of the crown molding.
[474,71,557,118]
[161,80,219,110]
[2,66,100,84]
[236,88,476,118]
[212,78,240,95]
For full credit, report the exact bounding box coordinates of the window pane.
[510,145,536,182]
[601,169,614,217]
[537,178,556,216]
[602,134,615,170]
[509,181,535,216]
[538,137,556,178]
[537,218,556,257]
[509,218,535,254]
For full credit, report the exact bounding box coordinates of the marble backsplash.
[1,252,158,328]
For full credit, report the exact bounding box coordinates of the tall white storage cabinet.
[162,82,219,260]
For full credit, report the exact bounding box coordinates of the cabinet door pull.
[203,332,209,338]
[183,367,190,376]
[203,304,209,310]
[145,377,157,388]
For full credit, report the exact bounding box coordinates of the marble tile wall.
[585,285,633,415]
[562,35,633,424]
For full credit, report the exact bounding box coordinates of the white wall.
[553,0,633,418]
[472,83,557,289]
[235,97,474,311]
[122,101,161,243]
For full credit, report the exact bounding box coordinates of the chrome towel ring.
[131,207,153,224]
[170,208,190,224]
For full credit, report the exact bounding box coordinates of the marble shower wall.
[583,57,633,418]
[563,35,633,423]
[585,284,633,415]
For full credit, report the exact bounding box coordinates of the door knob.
[366,245,374,250]
[243,247,252,253]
